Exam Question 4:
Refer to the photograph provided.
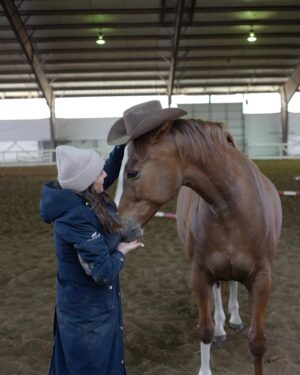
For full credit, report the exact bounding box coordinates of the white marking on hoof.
[228,281,243,328]
[198,342,212,375]
[213,284,226,338]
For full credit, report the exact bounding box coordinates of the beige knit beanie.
[56,145,104,192]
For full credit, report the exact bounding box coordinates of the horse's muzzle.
[121,218,144,242]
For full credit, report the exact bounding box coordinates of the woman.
[40,144,143,375]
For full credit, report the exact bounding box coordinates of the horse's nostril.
[121,220,143,241]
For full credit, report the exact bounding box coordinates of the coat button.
[109,285,113,290]
[121,360,124,364]
[120,325,123,330]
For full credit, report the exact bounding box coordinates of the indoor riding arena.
[0,2,300,375]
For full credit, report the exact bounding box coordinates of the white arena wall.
[289,113,300,156]
[244,113,281,158]
[0,110,299,165]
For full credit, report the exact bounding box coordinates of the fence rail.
[0,148,110,167]
[0,143,300,167]
[245,141,300,159]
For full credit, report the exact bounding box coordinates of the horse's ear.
[150,120,174,144]
[225,131,236,148]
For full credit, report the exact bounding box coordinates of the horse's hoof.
[228,322,244,333]
[214,334,227,347]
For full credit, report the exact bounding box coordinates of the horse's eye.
[127,169,139,179]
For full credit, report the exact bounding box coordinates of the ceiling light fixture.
[247,29,257,43]
[96,33,106,45]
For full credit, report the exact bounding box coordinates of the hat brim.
[107,107,187,146]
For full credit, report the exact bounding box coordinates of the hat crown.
[57,146,90,179]
[56,145,104,192]
[123,100,162,135]
[107,100,187,146]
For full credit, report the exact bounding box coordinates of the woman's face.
[93,170,107,194]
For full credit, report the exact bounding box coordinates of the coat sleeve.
[61,208,125,284]
[103,144,125,190]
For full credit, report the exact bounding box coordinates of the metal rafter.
[0,73,288,84]
[2,5,300,16]
[1,19,300,31]
[3,31,300,44]
[1,0,56,147]
[0,55,298,66]
[1,0,54,108]
[0,44,298,56]
[0,81,283,91]
[0,1,299,102]
[167,0,184,106]
[0,65,294,75]
[280,65,300,104]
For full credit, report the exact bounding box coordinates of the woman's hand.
[117,240,144,255]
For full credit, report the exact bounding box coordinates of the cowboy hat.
[107,100,187,145]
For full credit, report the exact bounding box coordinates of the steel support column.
[279,64,300,145]
[167,0,184,106]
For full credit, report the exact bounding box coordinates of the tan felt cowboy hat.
[107,100,187,145]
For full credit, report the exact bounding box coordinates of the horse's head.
[119,122,182,241]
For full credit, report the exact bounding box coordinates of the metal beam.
[0,65,295,76]
[3,31,300,44]
[1,5,300,16]
[41,65,298,73]
[51,82,283,91]
[0,44,299,56]
[56,88,280,97]
[0,81,283,93]
[1,55,298,66]
[0,85,281,99]
[1,0,56,148]
[279,64,300,144]
[280,65,300,104]
[0,73,288,85]
[167,0,184,106]
[1,19,300,31]
[0,69,286,87]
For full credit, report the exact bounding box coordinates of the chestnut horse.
[118,119,282,375]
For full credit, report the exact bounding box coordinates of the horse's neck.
[181,152,245,213]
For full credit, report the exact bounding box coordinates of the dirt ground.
[0,160,299,375]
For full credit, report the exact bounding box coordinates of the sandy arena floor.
[0,160,299,375]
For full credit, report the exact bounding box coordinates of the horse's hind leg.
[228,281,243,332]
[191,267,214,375]
[213,284,226,346]
[247,269,272,375]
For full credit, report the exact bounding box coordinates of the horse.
[118,118,282,375]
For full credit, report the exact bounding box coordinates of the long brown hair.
[80,186,122,234]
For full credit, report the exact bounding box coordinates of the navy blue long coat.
[40,145,126,375]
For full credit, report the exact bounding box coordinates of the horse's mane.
[128,118,236,164]
[170,118,236,164]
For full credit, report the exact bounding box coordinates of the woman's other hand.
[117,240,144,255]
